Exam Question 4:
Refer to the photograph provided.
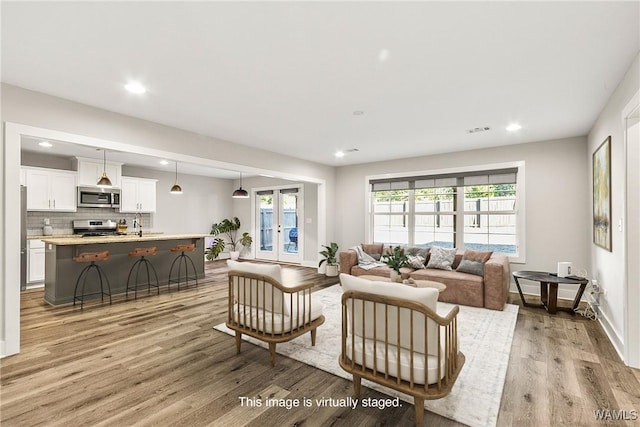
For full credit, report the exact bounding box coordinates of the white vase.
[325,264,339,277]
[230,251,240,261]
[389,270,400,283]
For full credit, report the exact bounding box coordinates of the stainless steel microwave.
[77,187,120,208]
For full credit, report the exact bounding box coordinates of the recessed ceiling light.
[124,82,147,94]
[506,123,522,132]
[353,111,364,116]
[335,151,345,158]
[378,49,390,62]
[159,160,169,165]
[38,141,53,148]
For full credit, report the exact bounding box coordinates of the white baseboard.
[301,260,317,268]
[512,281,626,363]
[0,340,6,358]
[594,306,625,362]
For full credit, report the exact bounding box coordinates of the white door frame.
[252,184,304,264]
[623,89,640,368]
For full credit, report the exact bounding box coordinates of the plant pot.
[325,264,339,277]
[389,270,401,283]
[230,251,240,261]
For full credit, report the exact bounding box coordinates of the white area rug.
[214,284,518,427]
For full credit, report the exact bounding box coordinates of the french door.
[255,187,302,263]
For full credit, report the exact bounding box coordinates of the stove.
[73,219,118,237]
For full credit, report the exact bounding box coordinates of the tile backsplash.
[27,209,153,236]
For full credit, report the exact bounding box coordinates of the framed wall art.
[593,136,612,251]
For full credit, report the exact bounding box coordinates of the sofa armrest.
[483,253,511,310]
[339,249,358,275]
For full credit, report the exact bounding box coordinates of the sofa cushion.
[456,249,493,276]
[232,296,323,334]
[361,243,385,261]
[410,268,484,307]
[425,246,457,270]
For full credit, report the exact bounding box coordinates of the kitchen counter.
[41,232,190,246]
[29,231,166,240]
[43,234,206,306]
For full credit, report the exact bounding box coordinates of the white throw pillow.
[406,254,426,269]
[425,246,457,270]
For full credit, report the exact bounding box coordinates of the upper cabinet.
[23,167,77,212]
[120,176,157,213]
[74,157,123,188]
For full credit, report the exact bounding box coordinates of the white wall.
[122,166,233,235]
[587,52,640,353]
[335,136,590,287]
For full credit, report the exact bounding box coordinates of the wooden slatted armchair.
[339,274,465,426]
[226,260,325,366]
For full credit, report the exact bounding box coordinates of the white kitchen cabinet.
[120,176,157,213]
[27,239,45,283]
[75,157,122,188]
[24,167,77,211]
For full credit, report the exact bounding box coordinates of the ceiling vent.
[467,126,491,134]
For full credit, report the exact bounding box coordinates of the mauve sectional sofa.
[339,243,511,311]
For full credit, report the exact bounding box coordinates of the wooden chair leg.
[269,342,276,367]
[353,374,362,398]
[310,328,317,346]
[235,331,242,354]
[414,396,424,426]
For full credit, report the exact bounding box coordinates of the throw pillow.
[456,249,493,276]
[361,243,384,261]
[425,246,457,271]
[406,254,426,269]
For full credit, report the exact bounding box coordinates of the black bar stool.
[126,247,160,299]
[168,243,198,290]
[73,251,112,310]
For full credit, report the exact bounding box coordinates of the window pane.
[463,213,517,253]
[464,184,516,212]
[373,190,409,213]
[373,214,408,245]
[414,214,455,248]
[415,187,455,213]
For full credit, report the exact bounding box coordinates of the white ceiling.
[3,2,639,166]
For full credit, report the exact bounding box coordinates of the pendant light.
[96,149,113,187]
[170,161,183,194]
[232,172,249,198]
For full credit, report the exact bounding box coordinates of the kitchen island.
[41,234,207,306]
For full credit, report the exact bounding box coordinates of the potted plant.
[381,245,408,282]
[319,242,339,277]
[207,217,253,260]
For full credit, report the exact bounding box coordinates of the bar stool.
[126,247,160,299]
[73,251,112,310]
[168,243,198,290]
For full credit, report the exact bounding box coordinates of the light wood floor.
[2,260,639,426]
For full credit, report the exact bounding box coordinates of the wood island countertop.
[41,233,207,246]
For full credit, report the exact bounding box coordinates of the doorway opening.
[255,186,303,264]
